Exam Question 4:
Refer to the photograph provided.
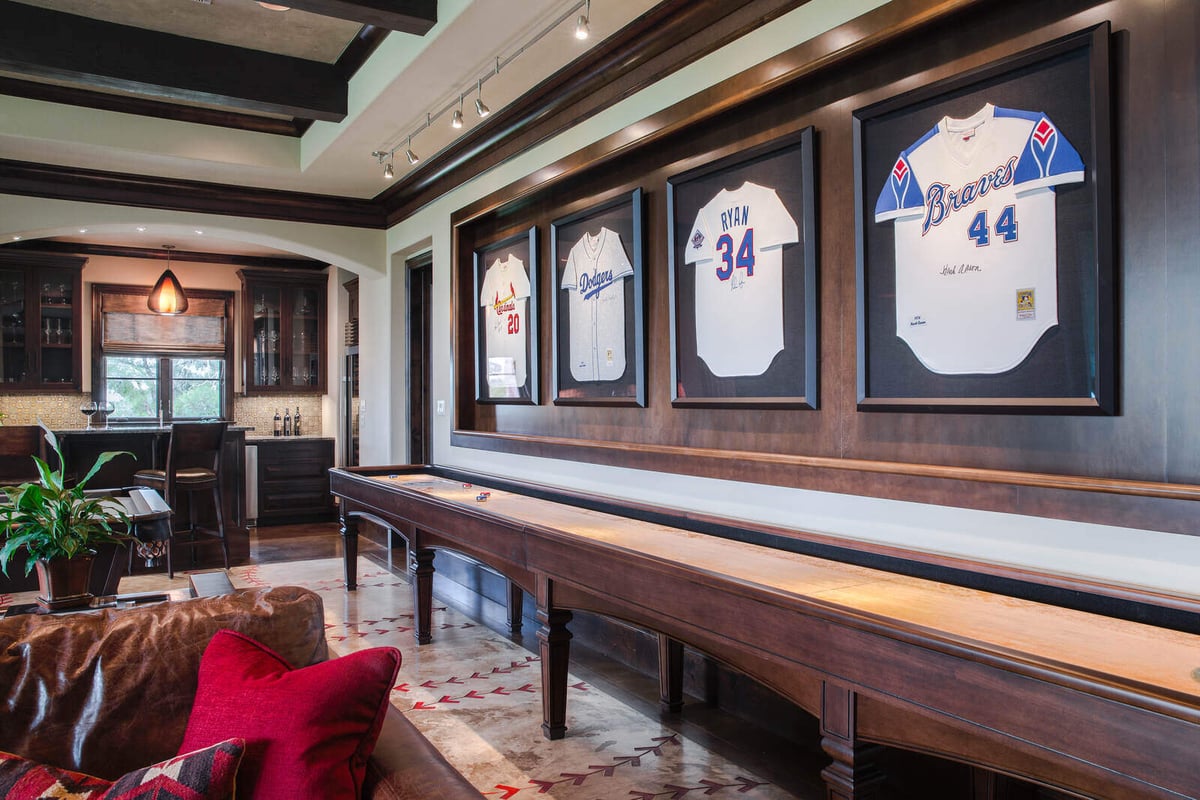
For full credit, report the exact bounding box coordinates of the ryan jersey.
[686,181,799,377]
[560,227,634,382]
[479,254,531,386]
[874,103,1085,375]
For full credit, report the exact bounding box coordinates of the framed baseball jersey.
[874,103,1085,375]
[472,227,539,404]
[560,227,634,382]
[551,188,646,407]
[667,127,818,409]
[854,23,1114,414]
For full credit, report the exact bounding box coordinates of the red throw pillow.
[0,739,244,800]
[179,629,401,800]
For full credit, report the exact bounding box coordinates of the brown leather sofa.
[0,586,482,799]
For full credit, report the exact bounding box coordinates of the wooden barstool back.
[0,425,46,483]
[133,421,228,578]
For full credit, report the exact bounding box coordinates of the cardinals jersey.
[685,181,799,377]
[479,254,531,388]
[874,103,1085,374]
[560,227,634,382]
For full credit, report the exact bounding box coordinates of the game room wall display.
[854,24,1113,414]
[666,127,818,408]
[551,188,646,407]
[474,227,539,404]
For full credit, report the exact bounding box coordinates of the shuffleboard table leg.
[410,547,435,645]
[507,581,524,633]
[340,512,359,590]
[658,634,684,714]
[536,577,572,740]
[819,682,885,800]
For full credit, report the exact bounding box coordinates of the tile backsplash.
[0,393,90,429]
[0,393,321,435]
[233,395,322,437]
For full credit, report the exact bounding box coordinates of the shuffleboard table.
[330,466,1200,800]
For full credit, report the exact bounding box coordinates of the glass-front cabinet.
[0,251,84,391]
[239,269,327,394]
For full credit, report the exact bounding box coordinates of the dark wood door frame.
[406,254,433,465]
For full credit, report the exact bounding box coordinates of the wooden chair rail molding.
[331,467,1200,800]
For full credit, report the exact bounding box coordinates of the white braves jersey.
[875,103,1085,374]
[479,255,531,386]
[685,181,799,377]
[560,227,634,382]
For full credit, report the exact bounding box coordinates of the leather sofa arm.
[362,706,482,799]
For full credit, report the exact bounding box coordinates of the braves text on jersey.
[479,254,531,388]
[684,181,799,377]
[560,227,635,382]
[874,103,1085,375]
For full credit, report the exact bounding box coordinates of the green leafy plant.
[0,423,134,577]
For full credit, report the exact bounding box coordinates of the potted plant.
[0,423,133,609]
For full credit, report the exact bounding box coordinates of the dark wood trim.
[0,1,348,121]
[335,25,389,81]
[3,240,328,271]
[0,76,307,137]
[282,0,435,35]
[381,0,811,223]
[450,0,977,228]
[0,159,385,229]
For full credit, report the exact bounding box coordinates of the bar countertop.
[54,425,255,436]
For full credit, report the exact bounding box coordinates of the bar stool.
[0,425,45,483]
[133,422,228,578]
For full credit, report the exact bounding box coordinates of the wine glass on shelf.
[80,400,99,430]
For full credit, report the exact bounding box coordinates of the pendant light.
[148,245,189,315]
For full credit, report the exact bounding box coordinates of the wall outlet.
[436,400,446,416]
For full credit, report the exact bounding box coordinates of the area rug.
[2,557,803,800]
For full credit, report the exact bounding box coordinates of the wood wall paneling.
[451,0,1200,540]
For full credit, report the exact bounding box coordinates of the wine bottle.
[273,408,282,437]
[283,407,292,437]
[293,406,302,437]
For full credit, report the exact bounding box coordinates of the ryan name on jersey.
[719,204,751,231]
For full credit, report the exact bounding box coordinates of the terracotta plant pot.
[35,555,95,610]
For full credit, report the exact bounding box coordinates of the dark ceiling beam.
[283,0,436,35]
[2,240,328,271]
[0,159,386,229]
[0,1,348,122]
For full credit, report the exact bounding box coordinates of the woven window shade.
[100,288,228,354]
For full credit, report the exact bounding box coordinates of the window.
[93,284,234,423]
[104,355,225,422]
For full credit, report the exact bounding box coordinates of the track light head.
[576,0,590,39]
[451,108,464,129]
[383,161,394,180]
[474,97,491,118]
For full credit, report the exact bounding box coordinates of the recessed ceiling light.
[78,228,88,234]
[12,235,21,241]
[136,226,147,232]
[194,230,204,235]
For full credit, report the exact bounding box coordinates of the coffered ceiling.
[0,0,666,204]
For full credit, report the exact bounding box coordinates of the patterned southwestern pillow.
[0,739,244,800]
[179,629,402,800]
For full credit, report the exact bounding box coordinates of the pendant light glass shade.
[148,246,189,315]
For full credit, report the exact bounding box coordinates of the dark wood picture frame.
[666,127,818,409]
[473,227,539,405]
[853,23,1113,414]
[550,188,646,407]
